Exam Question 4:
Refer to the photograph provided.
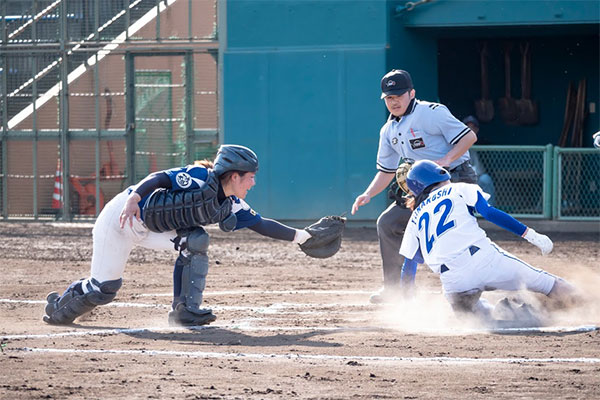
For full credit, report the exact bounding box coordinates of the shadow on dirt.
[121,326,346,348]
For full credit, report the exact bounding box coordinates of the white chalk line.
[0,298,372,313]
[137,289,442,297]
[3,324,598,341]
[10,347,600,365]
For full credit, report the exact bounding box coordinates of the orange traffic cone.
[52,159,63,209]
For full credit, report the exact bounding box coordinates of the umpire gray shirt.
[376,99,471,173]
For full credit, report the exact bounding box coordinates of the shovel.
[474,42,494,123]
[498,42,519,125]
[516,42,539,125]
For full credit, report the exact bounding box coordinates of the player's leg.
[546,278,581,309]
[484,243,562,295]
[479,242,580,311]
[43,278,122,324]
[445,289,494,323]
[44,191,131,324]
[168,227,216,326]
[440,250,494,323]
[372,203,408,304]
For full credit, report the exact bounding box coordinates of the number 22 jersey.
[399,182,490,273]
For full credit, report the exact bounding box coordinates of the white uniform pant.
[90,190,179,282]
[439,238,556,297]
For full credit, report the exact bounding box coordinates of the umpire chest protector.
[143,171,233,233]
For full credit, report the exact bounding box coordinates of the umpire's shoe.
[369,286,403,304]
[168,303,217,327]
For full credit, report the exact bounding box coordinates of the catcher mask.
[395,158,415,194]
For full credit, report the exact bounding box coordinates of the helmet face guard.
[213,145,259,176]
[406,160,450,196]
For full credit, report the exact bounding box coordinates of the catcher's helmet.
[406,160,450,196]
[213,145,259,176]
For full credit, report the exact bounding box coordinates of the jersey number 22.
[418,198,456,253]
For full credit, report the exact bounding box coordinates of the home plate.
[490,325,599,334]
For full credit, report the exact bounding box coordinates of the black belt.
[440,245,479,273]
[449,160,471,173]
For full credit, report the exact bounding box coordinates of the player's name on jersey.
[410,186,453,223]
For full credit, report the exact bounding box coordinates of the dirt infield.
[1,222,599,399]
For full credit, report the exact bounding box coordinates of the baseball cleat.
[168,303,217,327]
[43,292,62,324]
[492,297,547,328]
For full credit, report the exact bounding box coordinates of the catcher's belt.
[143,171,233,233]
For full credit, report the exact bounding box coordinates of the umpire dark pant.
[376,161,477,289]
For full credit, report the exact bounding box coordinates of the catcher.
[43,144,345,327]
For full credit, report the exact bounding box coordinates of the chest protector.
[143,171,233,233]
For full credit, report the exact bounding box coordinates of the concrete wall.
[221,0,390,221]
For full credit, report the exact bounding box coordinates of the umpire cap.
[213,145,259,176]
[381,69,413,99]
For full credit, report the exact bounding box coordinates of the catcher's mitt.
[299,215,346,258]
[395,158,415,194]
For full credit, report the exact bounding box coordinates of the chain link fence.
[1,0,218,220]
[553,148,600,220]
[471,145,599,221]
[470,145,551,218]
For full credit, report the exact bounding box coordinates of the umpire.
[351,69,478,304]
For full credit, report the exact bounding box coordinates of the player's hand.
[119,192,142,229]
[351,193,371,215]
[523,228,553,256]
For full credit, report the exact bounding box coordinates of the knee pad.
[84,278,122,305]
[186,227,209,253]
[43,278,122,325]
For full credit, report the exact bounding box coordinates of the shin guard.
[43,278,122,325]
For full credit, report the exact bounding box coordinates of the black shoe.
[43,292,64,325]
[168,303,217,327]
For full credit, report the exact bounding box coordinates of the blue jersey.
[136,165,261,230]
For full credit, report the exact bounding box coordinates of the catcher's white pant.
[438,238,556,297]
[90,190,178,282]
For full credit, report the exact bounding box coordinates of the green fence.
[553,147,600,220]
[471,145,599,221]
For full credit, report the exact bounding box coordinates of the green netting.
[556,149,600,219]
[470,146,549,217]
[134,69,177,182]
[1,0,218,220]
